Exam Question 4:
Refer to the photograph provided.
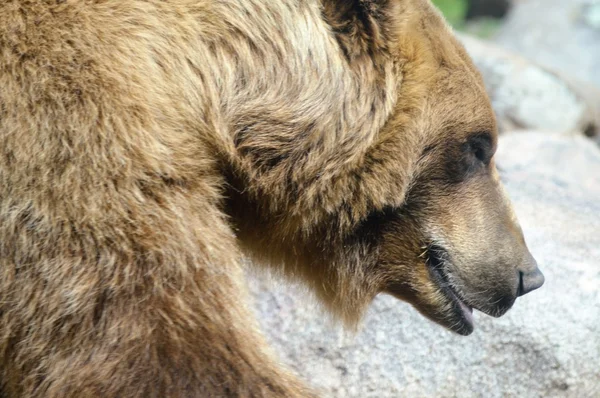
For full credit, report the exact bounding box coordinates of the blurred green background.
[432,0,468,26]
[432,0,503,38]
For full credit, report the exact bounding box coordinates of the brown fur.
[0,0,541,397]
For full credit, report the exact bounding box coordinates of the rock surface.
[248,131,600,397]
[494,0,600,89]
[458,34,600,138]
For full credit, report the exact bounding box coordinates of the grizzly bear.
[0,0,544,396]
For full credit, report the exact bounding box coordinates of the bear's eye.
[467,132,494,165]
[438,132,495,184]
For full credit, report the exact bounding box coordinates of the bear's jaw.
[426,245,474,336]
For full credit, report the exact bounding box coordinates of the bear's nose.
[516,252,544,297]
[517,267,545,296]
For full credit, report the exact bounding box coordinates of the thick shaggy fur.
[0,0,540,397]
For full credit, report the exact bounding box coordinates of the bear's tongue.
[457,298,474,327]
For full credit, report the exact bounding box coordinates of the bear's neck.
[205,0,403,214]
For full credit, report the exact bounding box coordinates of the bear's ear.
[321,0,403,60]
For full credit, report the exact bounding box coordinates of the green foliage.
[431,0,503,38]
[431,0,469,28]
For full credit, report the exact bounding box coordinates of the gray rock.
[458,34,600,137]
[583,2,600,29]
[248,132,600,397]
[494,0,600,89]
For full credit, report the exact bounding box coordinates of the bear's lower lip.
[440,276,474,335]
[426,245,474,335]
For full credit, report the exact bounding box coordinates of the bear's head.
[324,0,544,335]
[228,0,544,336]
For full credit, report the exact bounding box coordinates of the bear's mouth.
[426,245,474,336]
